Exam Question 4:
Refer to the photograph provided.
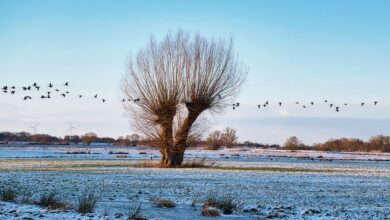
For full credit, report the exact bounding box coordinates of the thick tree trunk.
[168,151,184,166]
[169,109,201,166]
[158,107,202,167]
[159,124,174,167]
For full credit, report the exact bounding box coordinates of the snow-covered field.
[1,145,390,219]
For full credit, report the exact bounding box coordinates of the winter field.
[1,144,390,219]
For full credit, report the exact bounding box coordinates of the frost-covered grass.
[1,145,390,219]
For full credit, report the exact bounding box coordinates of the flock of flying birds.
[1,82,140,104]
[1,82,379,113]
[231,100,379,112]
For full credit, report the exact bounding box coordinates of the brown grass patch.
[201,207,220,217]
[151,198,176,208]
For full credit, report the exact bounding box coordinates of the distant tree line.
[0,131,141,146]
[1,130,390,153]
[283,135,390,152]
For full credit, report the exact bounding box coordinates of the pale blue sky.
[1,0,389,144]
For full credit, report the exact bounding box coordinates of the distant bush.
[313,136,390,152]
[81,132,97,146]
[206,130,223,150]
[0,188,16,202]
[283,136,310,150]
[368,135,390,152]
[221,127,238,148]
[77,192,98,213]
[37,192,69,209]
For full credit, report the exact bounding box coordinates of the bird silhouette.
[232,106,236,110]
[48,83,53,88]
[79,95,82,98]
[2,86,7,90]
[64,82,69,86]
[302,105,307,108]
[296,102,299,104]
[344,103,348,106]
[310,102,314,105]
[134,98,140,102]
[374,101,378,105]
[61,94,66,97]
[55,89,59,92]
[27,86,31,90]
[122,99,126,102]
[11,91,15,94]
[94,94,98,98]
[278,102,282,107]
[102,99,106,103]
[218,94,222,99]
[324,100,328,103]
[336,107,340,112]
[33,83,37,87]
[257,104,261,109]
[23,96,32,100]
[35,86,40,91]
[330,104,333,108]
[11,86,15,89]
[361,103,365,106]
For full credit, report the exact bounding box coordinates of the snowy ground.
[1,145,390,219]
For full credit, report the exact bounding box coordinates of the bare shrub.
[81,132,97,146]
[369,135,390,152]
[284,136,309,150]
[206,130,223,150]
[37,192,69,209]
[77,192,98,213]
[221,127,238,148]
[0,188,16,202]
[151,198,176,208]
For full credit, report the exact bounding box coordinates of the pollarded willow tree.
[121,30,247,167]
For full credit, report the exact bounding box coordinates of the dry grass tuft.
[133,160,160,168]
[180,159,218,168]
[0,188,16,202]
[127,204,146,220]
[203,195,236,215]
[201,207,220,217]
[151,198,176,208]
[19,191,33,204]
[77,192,98,213]
[37,192,69,210]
